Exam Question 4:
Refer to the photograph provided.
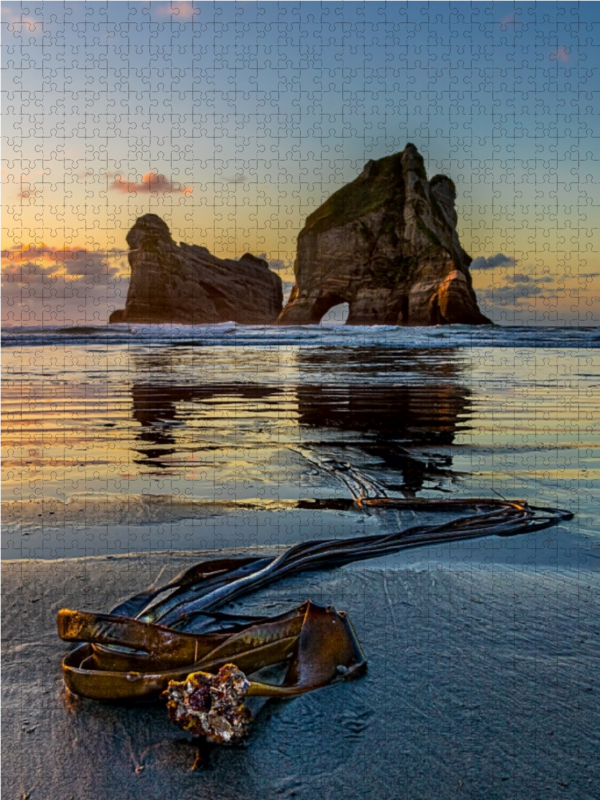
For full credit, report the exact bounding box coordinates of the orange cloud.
[499,14,524,31]
[1,6,42,33]
[155,2,197,20]
[110,172,193,195]
[551,46,570,63]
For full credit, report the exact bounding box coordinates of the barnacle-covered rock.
[164,664,252,744]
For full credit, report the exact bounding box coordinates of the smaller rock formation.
[277,144,491,326]
[109,215,283,325]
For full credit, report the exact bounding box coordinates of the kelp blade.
[248,603,367,697]
[59,498,572,702]
[60,602,359,701]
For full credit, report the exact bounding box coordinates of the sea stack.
[109,215,283,325]
[277,144,491,325]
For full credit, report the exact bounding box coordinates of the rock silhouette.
[277,143,491,326]
[109,214,283,325]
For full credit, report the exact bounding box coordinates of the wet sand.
[3,550,599,800]
[4,340,599,561]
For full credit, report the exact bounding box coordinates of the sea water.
[2,323,599,576]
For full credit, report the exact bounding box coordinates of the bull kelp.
[57,496,573,743]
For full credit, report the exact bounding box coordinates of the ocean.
[2,322,599,576]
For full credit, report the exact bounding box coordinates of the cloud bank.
[1,244,129,325]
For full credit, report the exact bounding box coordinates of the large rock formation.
[277,144,491,326]
[109,215,283,325]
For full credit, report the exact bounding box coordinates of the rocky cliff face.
[277,144,491,326]
[109,215,283,325]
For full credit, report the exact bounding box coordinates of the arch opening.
[310,294,349,324]
[320,302,349,325]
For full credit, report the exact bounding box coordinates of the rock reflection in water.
[295,348,471,495]
[129,347,472,496]
[295,383,471,495]
[294,345,466,381]
[131,383,283,469]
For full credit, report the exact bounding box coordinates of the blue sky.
[2,1,598,325]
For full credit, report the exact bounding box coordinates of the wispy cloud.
[470,253,516,271]
[477,272,557,314]
[110,172,193,195]
[2,260,54,285]
[499,13,524,32]
[1,5,42,33]
[155,2,197,20]
[267,257,294,278]
[551,46,570,63]
[225,175,248,185]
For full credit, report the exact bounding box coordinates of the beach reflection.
[3,339,598,560]
[127,347,471,495]
[131,383,284,468]
[294,346,465,380]
[295,347,471,494]
[295,383,470,495]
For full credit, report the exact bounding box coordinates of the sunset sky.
[2,0,598,326]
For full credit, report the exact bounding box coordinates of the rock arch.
[276,144,490,327]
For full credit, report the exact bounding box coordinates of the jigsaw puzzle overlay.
[2,2,599,799]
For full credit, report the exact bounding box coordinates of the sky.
[1,0,599,326]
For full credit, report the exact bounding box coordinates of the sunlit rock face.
[277,144,491,326]
[109,214,283,325]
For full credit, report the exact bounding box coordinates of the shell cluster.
[164,664,252,744]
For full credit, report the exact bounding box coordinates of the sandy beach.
[3,549,599,800]
[3,326,600,798]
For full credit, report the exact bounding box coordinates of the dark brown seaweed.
[57,496,573,732]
